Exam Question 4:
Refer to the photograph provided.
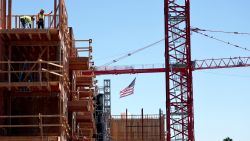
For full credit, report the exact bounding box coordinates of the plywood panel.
[111,117,164,141]
[68,100,89,112]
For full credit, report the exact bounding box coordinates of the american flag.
[120,78,136,98]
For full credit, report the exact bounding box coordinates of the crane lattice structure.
[82,0,250,141]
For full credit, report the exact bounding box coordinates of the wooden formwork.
[68,29,96,140]
[111,110,165,141]
[0,0,96,141]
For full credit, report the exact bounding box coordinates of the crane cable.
[191,27,250,35]
[100,27,249,67]
[100,38,164,67]
[192,30,250,52]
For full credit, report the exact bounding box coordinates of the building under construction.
[0,0,96,140]
[0,0,166,141]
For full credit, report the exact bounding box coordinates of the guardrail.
[0,60,62,83]
[11,15,60,29]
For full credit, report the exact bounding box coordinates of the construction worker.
[37,9,53,29]
[20,16,35,29]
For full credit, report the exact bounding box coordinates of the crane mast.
[164,0,194,140]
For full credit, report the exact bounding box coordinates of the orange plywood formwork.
[76,78,93,88]
[110,109,165,141]
[69,57,89,70]
[68,39,96,140]
[78,128,93,138]
[76,112,94,123]
[0,29,60,41]
[78,90,94,98]
[68,100,90,112]
[79,122,95,129]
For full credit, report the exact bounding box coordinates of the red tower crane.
[80,0,249,140]
[165,0,193,140]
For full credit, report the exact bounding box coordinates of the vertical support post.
[164,1,170,141]
[8,45,11,90]
[58,0,62,28]
[2,0,6,29]
[7,0,11,29]
[39,60,42,83]
[125,108,128,141]
[185,0,194,139]
[0,0,2,28]
[54,0,57,28]
[141,108,144,141]
[47,47,50,81]
[8,59,10,90]
[14,15,16,28]
[159,108,162,141]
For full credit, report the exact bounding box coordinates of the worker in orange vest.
[37,9,52,29]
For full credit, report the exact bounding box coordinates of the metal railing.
[11,15,60,29]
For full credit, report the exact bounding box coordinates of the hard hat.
[40,9,45,13]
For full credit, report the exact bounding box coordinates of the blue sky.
[12,0,250,140]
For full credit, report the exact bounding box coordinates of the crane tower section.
[165,0,194,141]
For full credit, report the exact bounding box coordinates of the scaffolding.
[95,79,111,141]
[0,0,96,141]
[103,80,111,141]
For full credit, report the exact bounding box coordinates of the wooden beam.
[78,122,94,129]
[8,41,59,46]
[76,112,93,122]
[6,32,10,39]
[0,81,59,87]
[68,100,90,112]
[15,33,20,40]
[2,0,6,29]
[0,29,58,34]
[0,33,6,40]
[7,0,11,29]
[38,32,41,40]
[28,33,32,40]
[0,60,61,63]
[59,0,62,27]
[76,77,92,83]
[54,0,57,28]
[78,128,93,137]
[0,70,61,73]
[11,91,59,97]
[0,136,59,141]
[47,32,51,40]
[42,68,63,77]
[22,47,48,81]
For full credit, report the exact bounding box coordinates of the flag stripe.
[120,78,136,98]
